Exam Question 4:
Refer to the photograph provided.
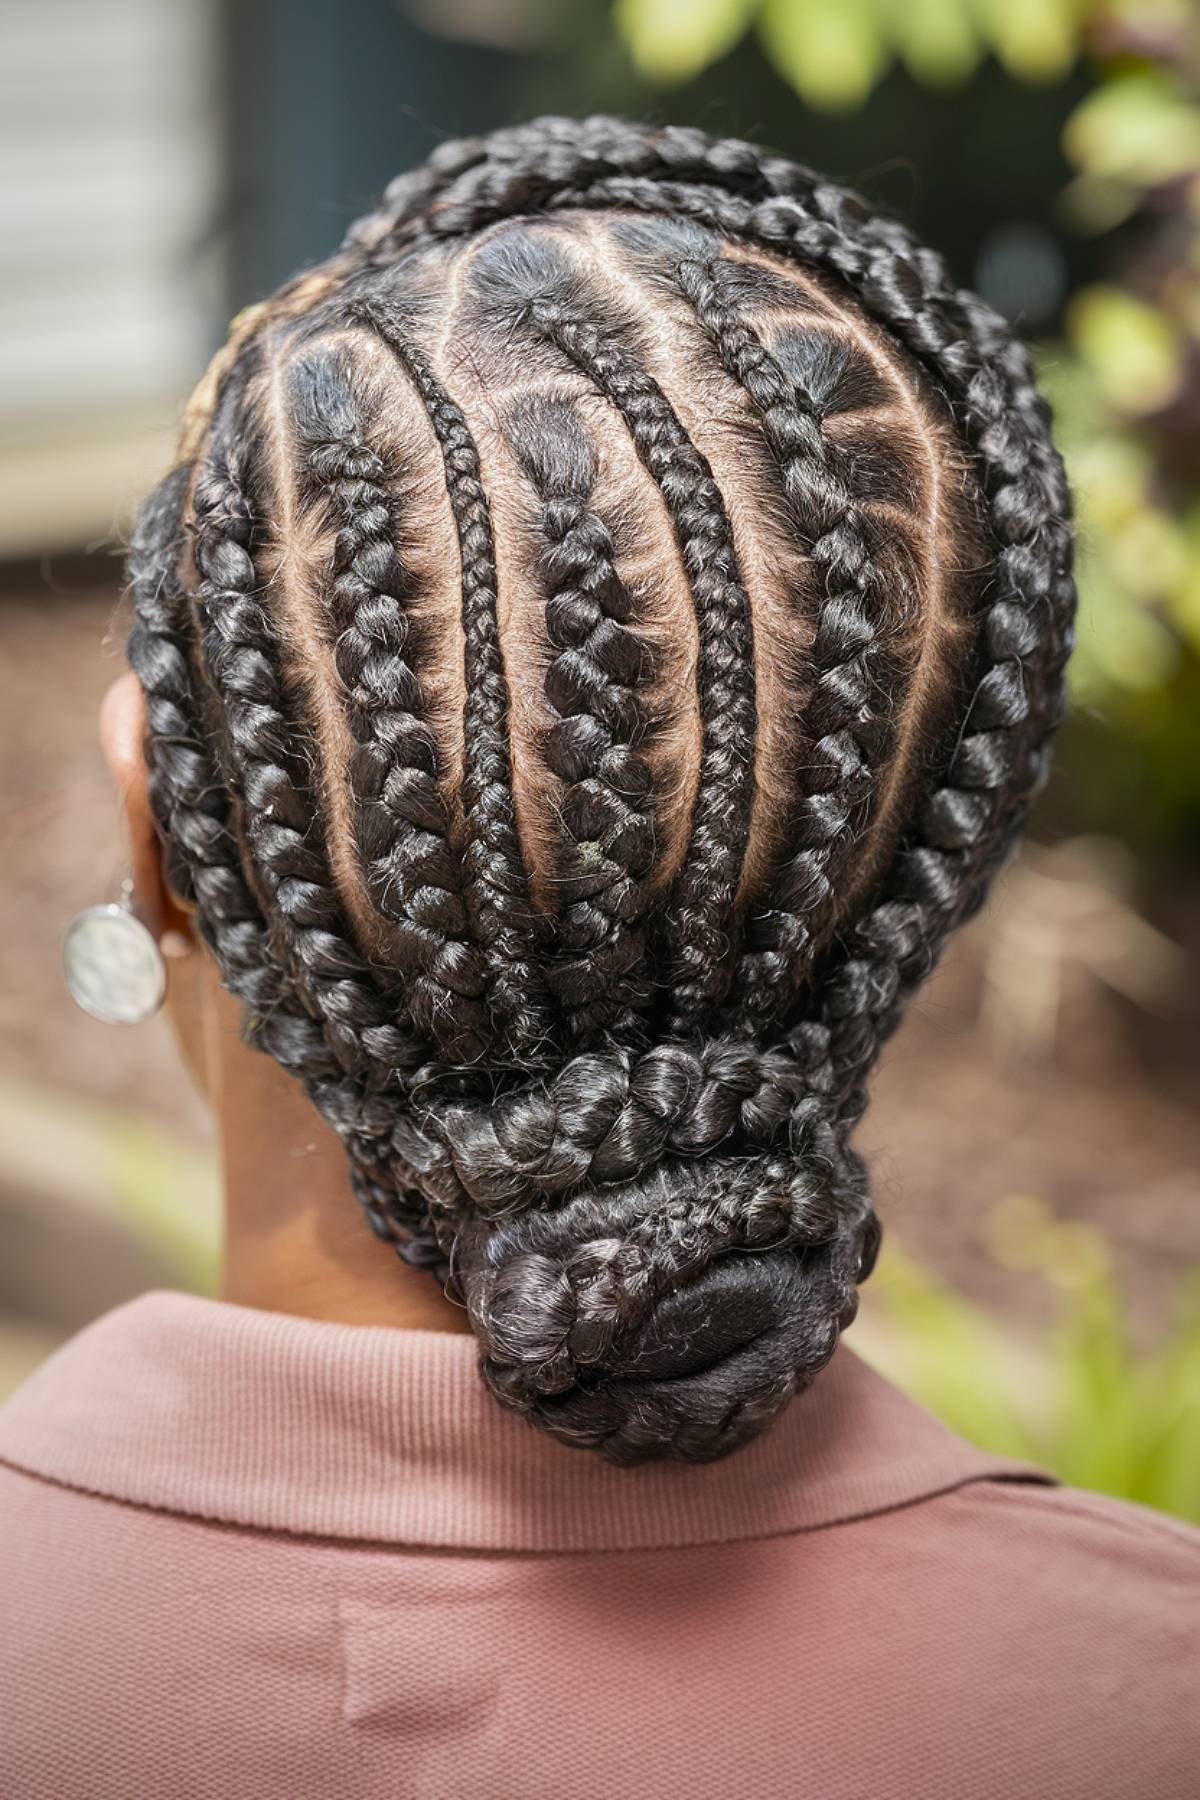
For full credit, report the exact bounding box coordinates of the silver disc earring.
[62,879,167,1025]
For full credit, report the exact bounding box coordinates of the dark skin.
[100,671,472,1335]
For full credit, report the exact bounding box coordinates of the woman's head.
[126,116,1074,1464]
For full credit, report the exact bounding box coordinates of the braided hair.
[128,117,1074,1466]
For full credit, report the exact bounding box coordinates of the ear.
[99,671,193,952]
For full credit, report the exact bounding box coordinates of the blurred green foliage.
[0,1077,221,1305]
[614,0,1162,109]
[609,0,1200,851]
[864,1208,1200,1523]
[103,1116,221,1296]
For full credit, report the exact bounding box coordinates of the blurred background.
[1,0,1198,1517]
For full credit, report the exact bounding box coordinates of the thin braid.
[291,351,492,1065]
[664,240,907,1022]
[467,233,758,1034]
[509,395,658,1041]
[348,296,552,1061]
[190,386,422,1088]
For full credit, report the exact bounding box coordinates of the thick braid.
[290,351,491,1065]
[128,468,284,1029]
[423,1036,811,1210]
[819,561,1063,1123]
[348,296,552,1061]
[126,471,215,916]
[804,570,1066,1128]
[126,469,408,1182]
[467,232,757,1033]
[508,395,657,1040]
[190,387,422,1088]
[807,312,1071,1115]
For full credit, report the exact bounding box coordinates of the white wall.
[0,0,226,556]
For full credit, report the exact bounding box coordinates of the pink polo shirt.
[0,1293,1196,1799]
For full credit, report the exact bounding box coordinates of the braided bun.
[128,116,1074,1464]
[461,1175,872,1465]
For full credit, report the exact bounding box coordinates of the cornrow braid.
[127,117,1074,1469]
[127,470,413,1189]
[289,349,491,1065]
[466,230,757,1035]
[348,295,552,1061]
[190,384,422,1088]
[626,221,909,1024]
[508,394,658,1041]
[370,117,1071,1080]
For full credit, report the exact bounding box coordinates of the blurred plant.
[860,1197,1200,1522]
[1041,9,1200,856]
[977,835,1189,1060]
[1050,15,1200,716]
[0,1077,220,1305]
[102,1115,220,1295]
[610,0,1200,841]
[614,0,1092,109]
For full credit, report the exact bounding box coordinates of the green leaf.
[757,0,889,111]
[886,0,982,88]
[1067,284,1184,417]
[975,0,1084,83]
[613,0,761,83]
[1064,71,1200,186]
[861,1246,1040,1460]
[861,1230,1200,1525]
[1169,508,1200,653]
[1058,172,1141,236]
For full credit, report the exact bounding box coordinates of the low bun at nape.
[462,1206,872,1466]
[409,1063,879,1465]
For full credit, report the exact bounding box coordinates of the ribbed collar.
[0,1292,1050,1552]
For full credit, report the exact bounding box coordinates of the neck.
[202,980,472,1334]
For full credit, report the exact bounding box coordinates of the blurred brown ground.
[3,576,1199,1385]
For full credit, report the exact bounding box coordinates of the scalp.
[184,209,988,1020]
